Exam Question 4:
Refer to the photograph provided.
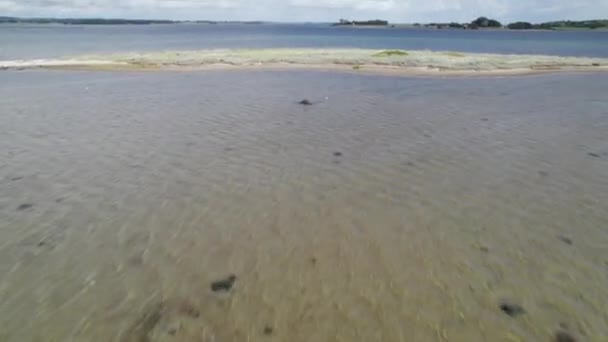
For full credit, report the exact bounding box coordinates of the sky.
[1,0,607,23]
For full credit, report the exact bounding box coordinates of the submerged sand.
[2,70,608,342]
[2,48,608,76]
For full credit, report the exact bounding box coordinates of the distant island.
[0,17,176,25]
[0,17,266,25]
[519,20,608,30]
[416,17,608,30]
[333,17,608,30]
[333,19,389,27]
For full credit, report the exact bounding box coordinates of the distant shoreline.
[0,17,268,25]
[1,16,607,30]
[2,49,608,77]
[3,22,606,32]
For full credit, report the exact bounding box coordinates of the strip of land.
[2,16,607,30]
[2,49,608,76]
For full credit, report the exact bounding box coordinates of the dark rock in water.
[298,99,313,105]
[178,301,200,318]
[588,152,601,158]
[263,325,274,335]
[10,176,23,181]
[17,203,33,211]
[499,301,525,317]
[592,63,600,67]
[557,235,573,245]
[211,274,237,292]
[481,118,489,121]
[333,152,343,157]
[554,331,577,342]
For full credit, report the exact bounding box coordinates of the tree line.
[420,17,608,30]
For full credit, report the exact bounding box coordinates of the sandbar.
[2,48,608,76]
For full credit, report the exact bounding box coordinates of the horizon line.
[2,15,608,25]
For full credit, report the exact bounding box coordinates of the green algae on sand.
[373,50,409,57]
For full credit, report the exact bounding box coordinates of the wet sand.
[2,48,608,76]
[1,70,607,342]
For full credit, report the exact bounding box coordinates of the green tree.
[507,22,533,30]
[471,17,502,28]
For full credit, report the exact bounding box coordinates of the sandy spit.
[2,49,608,76]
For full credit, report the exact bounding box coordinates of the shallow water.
[1,23,608,60]
[1,70,608,341]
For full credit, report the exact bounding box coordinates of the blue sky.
[1,0,607,22]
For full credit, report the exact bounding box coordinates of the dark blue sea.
[1,23,608,60]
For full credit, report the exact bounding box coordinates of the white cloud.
[290,0,400,11]
[0,0,239,11]
[2,0,607,22]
